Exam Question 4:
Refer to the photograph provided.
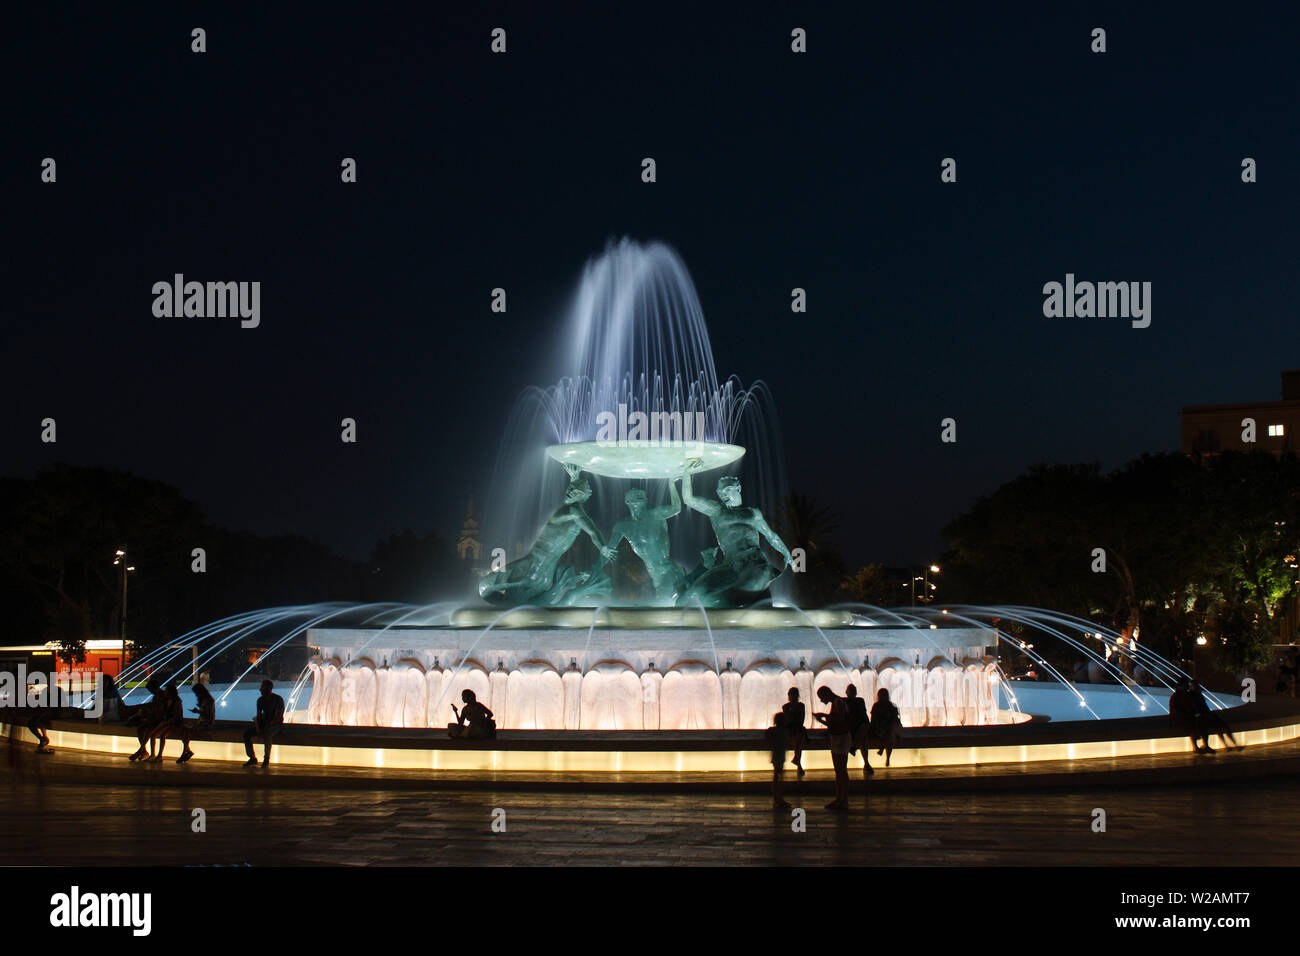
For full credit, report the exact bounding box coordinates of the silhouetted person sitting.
[845,683,873,778]
[148,683,185,762]
[815,686,851,810]
[1169,678,1208,754]
[870,688,902,767]
[766,711,792,810]
[1191,679,1238,751]
[781,688,808,778]
[27,707,54,754]
[243,680,285,767]
[448,689,495,739]
[128,678,165,761]
[177,682,215,764]
[123,676,160,723]
[97,672,124,722]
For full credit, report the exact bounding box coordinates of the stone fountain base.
[298,613,1005,731]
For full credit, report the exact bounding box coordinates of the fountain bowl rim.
[545,439,746,479]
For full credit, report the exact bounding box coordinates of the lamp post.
[912,564,940,607]
[1286,553,1299,645]
[113,548,135,673]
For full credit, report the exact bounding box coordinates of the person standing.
[766,711,792,810]
[814,686,851,810]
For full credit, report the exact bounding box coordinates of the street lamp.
[907,565,942,607]
[112,548,136,672]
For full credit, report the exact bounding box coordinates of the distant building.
[1181,369,1300,455]
[0,639,130,683]
[457,497,484,573]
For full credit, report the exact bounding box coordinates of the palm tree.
[776,492,844,607]
[777,492,841,554]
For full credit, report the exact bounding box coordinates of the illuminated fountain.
[104,600,1229,734]
[97,241,1233,747]
[291,239,1016,731]
[298,609,1011,732]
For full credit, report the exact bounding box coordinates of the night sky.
[5,3,1297,568]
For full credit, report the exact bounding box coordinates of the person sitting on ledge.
[781,688,808,779]
[127,678,165,761]
[27,707,54,754]
[243,680,285,767]
[845,684,873,778]
[448,689,496,739]
[1169,678,1209,754]
[176,681,215,764]
[97,672,124,723]
[1191,679,1239,752]
[147,683,185,762]
[869,688,902,768]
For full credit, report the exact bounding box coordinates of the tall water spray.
[482,239,787,596]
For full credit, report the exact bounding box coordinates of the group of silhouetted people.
[766,684,902,810]
[119,676,284,766]
[14,662,1262,787]
[124,676,216,763]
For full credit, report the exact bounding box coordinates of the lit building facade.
[1181,369,1300,455]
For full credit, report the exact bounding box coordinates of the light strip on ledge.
[6,720,1300,774]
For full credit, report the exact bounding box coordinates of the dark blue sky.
[5,2,1297,567]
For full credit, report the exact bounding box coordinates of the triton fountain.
[291,239,1014,732]
[48,239,1258,774]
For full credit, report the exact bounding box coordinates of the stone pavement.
[4,734,1300,866]
[1,773,1296,866]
